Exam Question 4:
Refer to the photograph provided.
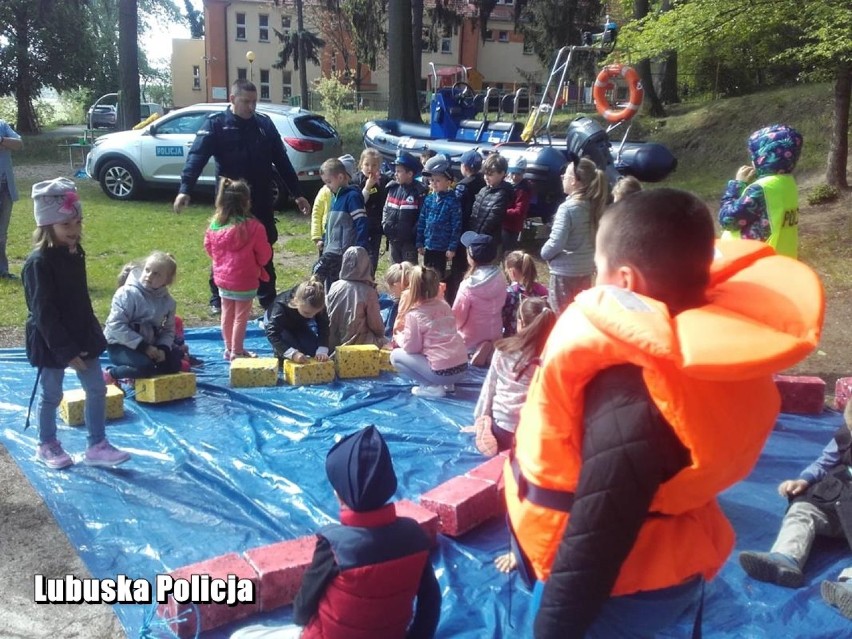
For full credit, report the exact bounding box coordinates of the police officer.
[173,79,310,312]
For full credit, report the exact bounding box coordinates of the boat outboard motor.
[565,116,621,185]
[615,143,678,183]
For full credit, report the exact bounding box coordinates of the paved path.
[0,445,123,638]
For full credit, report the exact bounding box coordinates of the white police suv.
[85,103,342,208]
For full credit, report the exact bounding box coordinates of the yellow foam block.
[60,385,125,426]
[135,372,196,403]
[378,348,396,373]
[335,344,380,379]
[230,357,279,387]
[283,359,336,386]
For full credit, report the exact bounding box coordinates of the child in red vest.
[293,425,441,638]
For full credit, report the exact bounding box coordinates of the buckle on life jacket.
[511,456,575,513]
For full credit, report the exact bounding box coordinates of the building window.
[281,15,291,32]
[259,14,269,42]
[237,67,247,80]
[441,37,452,54]
[236,13,246,40]
[192,65,201,90]
[498,31,509,43]
[484,30,494,41]
[260,69,270,100]
[281,71,292,101]
[421,27,430,52]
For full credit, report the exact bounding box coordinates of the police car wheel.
[100,159,143,200]
[270,173,285,211]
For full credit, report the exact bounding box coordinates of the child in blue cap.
[382,152,428,266]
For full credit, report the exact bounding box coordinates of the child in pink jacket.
[390,265,468,399]
[452,232,506,365]
[204,178,272,360]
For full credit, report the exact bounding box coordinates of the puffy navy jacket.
[382,181,428,243]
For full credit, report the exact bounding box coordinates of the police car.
[85,103,342,208]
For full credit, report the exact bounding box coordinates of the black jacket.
[353,170,390,233]
[382,180,428,244]
[265,286,330,359]
[179,107,303,236]
[793,426,852,548]
[468,181,513,239]
[22,246,107,369]
[454,173,486,230]
[534,365,690,639]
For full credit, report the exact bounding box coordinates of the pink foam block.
[420,475,500,537]
[835,377,852,411]
[466,455,508,511]
[774,374,826,414]
[395,499,440,547]
[156,552,260,638]
[243,536,317,611]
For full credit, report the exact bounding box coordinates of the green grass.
[0,179,311,330]
[0,81,838,335]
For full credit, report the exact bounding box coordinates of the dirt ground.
[0,162,848,638]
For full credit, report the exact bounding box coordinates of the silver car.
[85,103,342,208]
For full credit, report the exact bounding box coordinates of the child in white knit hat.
[21,178,130,469]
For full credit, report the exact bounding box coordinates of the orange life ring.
[593,64,643,123]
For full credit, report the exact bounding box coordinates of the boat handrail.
[482,87,499,122]
[527,44,605,144]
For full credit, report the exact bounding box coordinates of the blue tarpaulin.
[1,326,850,637]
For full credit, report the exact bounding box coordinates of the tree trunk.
[633,0,665,117]
[411,0,424,93]
[659,51,679,104]
[826,62,851,188]
[118,0,141,131]
[387,0,422,122]
[296,0,310,108]
[14,10,38,133]
[636,59,666,117]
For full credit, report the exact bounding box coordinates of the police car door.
[140,111,213,184]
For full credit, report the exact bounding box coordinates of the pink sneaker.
[84,439,130,468]
[103,368,120,388]
[37,441,73,469]
[230,350,257,360]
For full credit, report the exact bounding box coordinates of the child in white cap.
[21,178,130,469]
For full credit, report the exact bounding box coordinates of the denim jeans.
[390,350,466,386]
[107,343,182,379]
[532,575,704,638]
[0,187,11,275]
[38,359,106,447]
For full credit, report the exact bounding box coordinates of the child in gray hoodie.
[326,246,388,351]
[104,251,184,381]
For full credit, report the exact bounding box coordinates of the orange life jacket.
[505,240,824,594]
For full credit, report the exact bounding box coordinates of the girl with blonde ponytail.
[540,157,609,313]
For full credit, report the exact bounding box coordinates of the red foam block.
[244,536,317,612]
[835,377,852,411]
[420,475,500,537]
[774,375,826,414]
[396,499,440,547]
[157,552,260,638]
[466,455,507,512]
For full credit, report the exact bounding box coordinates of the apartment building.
[171,0,548,109]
